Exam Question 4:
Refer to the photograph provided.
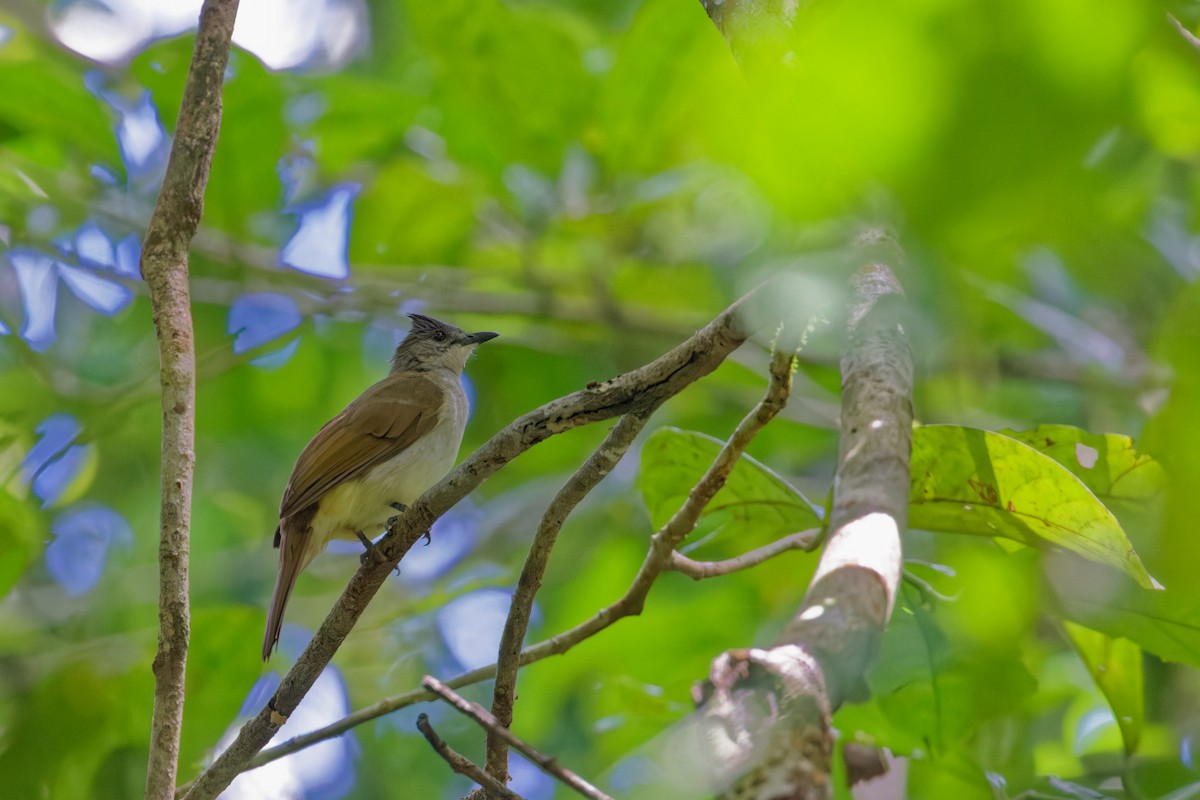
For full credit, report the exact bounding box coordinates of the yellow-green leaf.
[1063,621,1144,755]
[909,425,1156,589]
[998,424,1164,504]
[638,427,821,552]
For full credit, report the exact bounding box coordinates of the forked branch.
[181,293,756,799]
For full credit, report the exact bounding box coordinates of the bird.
[262,313,498,660]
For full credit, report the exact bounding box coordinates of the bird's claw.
[355,530,379,565]
[384,502,408,532]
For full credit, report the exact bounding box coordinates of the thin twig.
[608,347,796,613]
[417,714,525,800]
[238,344,795,775]
[140,2,239,799]
[180,292,756,800]
[1170,13,1200,55]
[425,677,614,800]
[487,411,652,782]
[669,528,821,580]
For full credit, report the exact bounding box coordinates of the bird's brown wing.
[278,371,444,519]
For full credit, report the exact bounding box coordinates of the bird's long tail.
[263,524,313,661]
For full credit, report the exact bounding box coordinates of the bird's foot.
[421,530,432,546]
[385,502,409,532]
[355,530,379,565]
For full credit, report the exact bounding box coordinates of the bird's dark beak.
[464,331,499,345]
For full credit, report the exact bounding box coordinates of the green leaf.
[638,427,821,553]
[0,33,119,165]
[0,486,41,599]
[998,424,1165,506]
[1062,621,1144,755]
[837,584,1039,759]
[1051,560,1200,668]
[909,425,1157,589]
[404,0,594,176]
[349,157,479,265]
[0,421,43,599]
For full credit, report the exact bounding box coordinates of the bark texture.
[141,3,239,799]
[692,256,913,799]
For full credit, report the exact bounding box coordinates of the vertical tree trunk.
[140,2,240,798]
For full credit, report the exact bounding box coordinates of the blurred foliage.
[0,0,1199,798]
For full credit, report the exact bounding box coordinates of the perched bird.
[263,313,498,660]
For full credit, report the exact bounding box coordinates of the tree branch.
[425,677,614,800]
[699,0,799,69]
[417,714,525,800]
[488,346,794,673]
[140,2,239,799]
[691,243,912,799]
[1170,13,1200,55]
[180,291,757,800]
[668,528,822,580]
[199,306,793,786]
[487,411,652,785]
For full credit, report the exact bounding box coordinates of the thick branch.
[141,3,238,800]
[180,292,756,800]
[426,677,613,800]
[417,714,524,800]
[694,250,912,800]
[487,411,652,784]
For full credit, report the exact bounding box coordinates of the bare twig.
[608,347,796,608]
[487,411,652,783]
[180,293,756,800]
[1170,13,1200,55]
[417,714,525,800]
[669,528,822,580]
[140,2,239,799]
[230,328,796,778]
[425,677,614,800]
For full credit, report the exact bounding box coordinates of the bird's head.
[391,313,498,374]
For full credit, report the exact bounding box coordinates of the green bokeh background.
[1,0,1199,797]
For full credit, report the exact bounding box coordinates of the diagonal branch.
[232,342,798,777]
[426,677,613,800]
[487,411,653,785]
[417,714,525,800]
[1170,13,1200,55]
[140,2,239,800]
[180,291,756,800]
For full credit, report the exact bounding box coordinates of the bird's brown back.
[279,371,447,520]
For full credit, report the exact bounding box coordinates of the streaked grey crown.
[391,313,498,373]
[406,313,461,340]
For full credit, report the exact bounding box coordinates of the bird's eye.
[432,330,447,342]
